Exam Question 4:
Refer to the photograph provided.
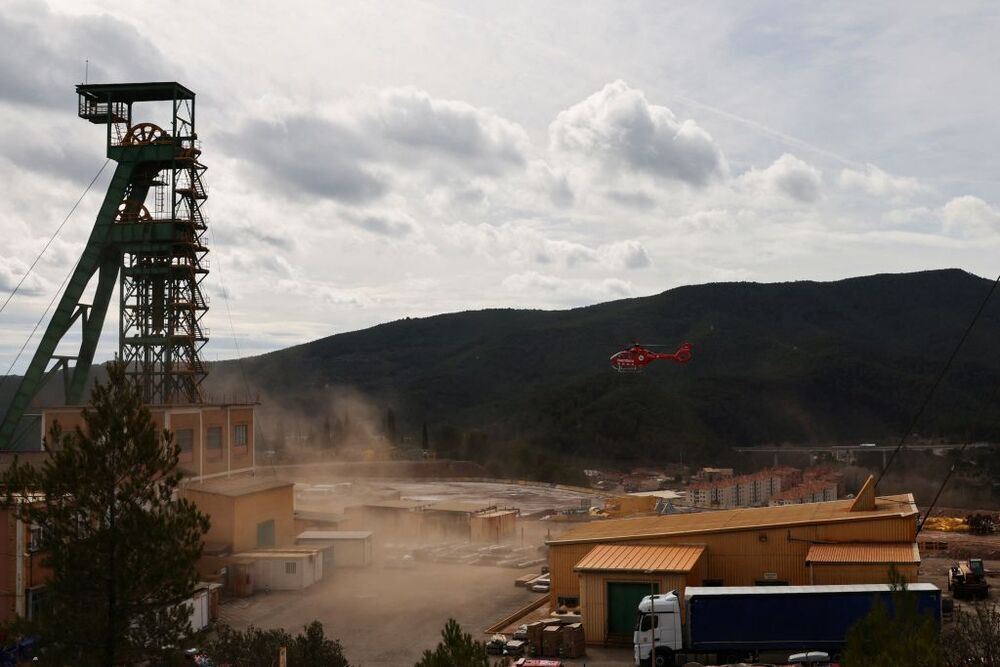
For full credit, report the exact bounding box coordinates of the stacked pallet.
[561,623,586,658]
[541,626,562,657]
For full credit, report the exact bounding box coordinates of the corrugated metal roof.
[297,531,372,540]
[685,583,938,597]
[232,547,322,559]
[354,499,429,510]
[547,493,917,545]
[475,509,519,518]
[574,544,705,573]
[183,477,293,497]
[806,542,920,564]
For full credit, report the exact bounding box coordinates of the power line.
[918,379,1000,534]
[205,225,251,399]
[876,272,1000,488]
[0,160,110,319]
[1,255,82,385]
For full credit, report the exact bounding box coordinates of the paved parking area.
[219,560,636,666]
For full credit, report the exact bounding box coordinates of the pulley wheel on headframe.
[121,122,169,146]
[116,200,152,223]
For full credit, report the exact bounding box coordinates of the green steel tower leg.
[0,162,135,447]
[66,257,119,403]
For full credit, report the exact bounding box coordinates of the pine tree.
[0,362,210,665]
[205,621,350,666]
[841,567,944,667]
[414,619,492,667]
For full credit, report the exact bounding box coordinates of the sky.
[0,1,998,372]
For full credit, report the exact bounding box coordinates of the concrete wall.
[250,554,322,590]
[471,511,518,543]
[296,537,373,567]
[232,485,295,553]
[180,489,236,550]
[179,483,294,553]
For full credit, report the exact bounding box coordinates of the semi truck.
[634,583,942,666]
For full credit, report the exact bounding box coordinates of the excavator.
[948,557,990,600]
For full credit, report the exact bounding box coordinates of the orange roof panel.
[806,542,920,564]
[575,544,705,573]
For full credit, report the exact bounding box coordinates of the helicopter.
[610,341,692,373]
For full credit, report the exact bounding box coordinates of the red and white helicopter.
[610,341,692,373]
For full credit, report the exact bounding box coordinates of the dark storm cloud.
[368,87,529,173]
[227,116,386,204]
[0,129,105,184]
[225,88,531,206]
[0,3,175,109]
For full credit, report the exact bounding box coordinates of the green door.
[256,519,275,547]
[607,582,658,637]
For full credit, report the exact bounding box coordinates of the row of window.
[176,423,250,463]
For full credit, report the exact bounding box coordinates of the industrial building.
[296,530,374,568]
[179,477,295,553]
[343,499,518,543]
[546,477,922,645]
[40,403,255,480]
[231,547,325,591]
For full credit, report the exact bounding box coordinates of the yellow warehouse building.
[545,477,922,645]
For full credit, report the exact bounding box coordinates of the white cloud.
[940,196,1000,238]
[549,80,727,186]
[501,271,634,302]
[740,153,822,203]
[839,164,925,201]
[441,221,650,271]
[601,240,651,269]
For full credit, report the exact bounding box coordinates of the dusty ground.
[221,477,616,664]
[218,559,634,666]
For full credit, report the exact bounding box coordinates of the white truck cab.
[633,592,682,666]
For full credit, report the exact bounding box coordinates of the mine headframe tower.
[0,82,210,448]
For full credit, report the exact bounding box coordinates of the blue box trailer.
[684,584,942,653]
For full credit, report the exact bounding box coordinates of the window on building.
[206,426,223,460]
[28,524,43,552]
[26,586,46,620]
[176,429,194,463]
[556,596,579,608]
[256,519,275,548]
[285,561,297,575]
[233,423,249,455]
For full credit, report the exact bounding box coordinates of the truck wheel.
[652,648,673,667]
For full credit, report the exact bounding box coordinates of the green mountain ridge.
[206,268,1000,466]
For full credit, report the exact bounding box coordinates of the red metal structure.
[610,342,692,373]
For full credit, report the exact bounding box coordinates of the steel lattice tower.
[0,82,210,448]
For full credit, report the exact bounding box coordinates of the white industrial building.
[296,530,374,568]
[232,547,324,590]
